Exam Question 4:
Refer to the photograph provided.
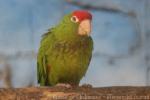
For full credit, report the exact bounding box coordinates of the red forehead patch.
[72,10,92,22]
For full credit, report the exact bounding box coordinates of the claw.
[81,84,93,88]
[55,83,72,89]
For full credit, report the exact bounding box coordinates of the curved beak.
[78,19,91,36]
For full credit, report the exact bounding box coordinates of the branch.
[0,86,150,100]
[66,0,136,17]
[66,0,122,12]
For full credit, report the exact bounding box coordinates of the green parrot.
[37,10,93,86]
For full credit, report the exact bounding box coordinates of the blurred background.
[0,0,149,88]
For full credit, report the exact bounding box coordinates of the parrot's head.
[58,10,92,38]
[71,10,92,36]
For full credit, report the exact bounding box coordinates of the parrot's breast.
[47,37,92,85]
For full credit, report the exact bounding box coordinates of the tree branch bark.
[0,86,150,100]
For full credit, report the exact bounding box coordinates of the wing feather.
[37,28,54,86]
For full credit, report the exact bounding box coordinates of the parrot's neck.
[54,24,88,43]
[55,32,88,44]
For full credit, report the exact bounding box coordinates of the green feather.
[37,13,93,86]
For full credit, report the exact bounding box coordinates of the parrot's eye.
[71,16,79,23]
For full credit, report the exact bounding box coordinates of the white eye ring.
[71,16,79,23]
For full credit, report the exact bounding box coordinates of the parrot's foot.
[81,84,93,88]
[55,83,72,89]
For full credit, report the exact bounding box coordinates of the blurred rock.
[0,60,11,88]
